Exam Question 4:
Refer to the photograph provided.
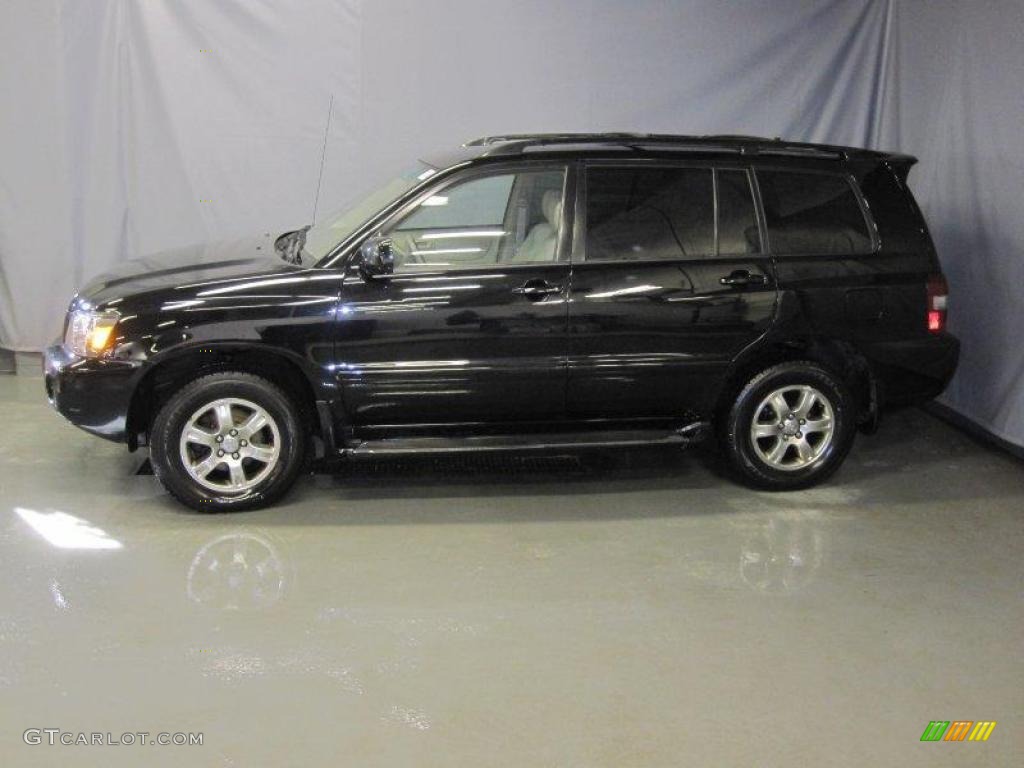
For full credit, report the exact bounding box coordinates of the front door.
[568,162,777,420]
[334,163,572,429]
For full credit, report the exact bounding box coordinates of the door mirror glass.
[359,236,395,278]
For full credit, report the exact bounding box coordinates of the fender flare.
[125,340,346,454]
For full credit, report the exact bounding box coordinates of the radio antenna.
[311,93,334,225]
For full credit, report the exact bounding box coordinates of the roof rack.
[462,133,883,163]
[699,134,776,143]
[759,146,847,160]
[465,133,648,147]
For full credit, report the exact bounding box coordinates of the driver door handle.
[719,269,768,287]
[512,279,562,300]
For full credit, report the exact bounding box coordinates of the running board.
[343,422,709,457]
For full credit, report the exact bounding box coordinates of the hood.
[76,234,302,307]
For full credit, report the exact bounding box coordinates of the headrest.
[542,190,562,227]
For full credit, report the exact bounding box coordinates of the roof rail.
[462,133,885,163]
[700,134,776,143]
[465,133,645,147]
[616,142,743,155]
[757,146,848,160]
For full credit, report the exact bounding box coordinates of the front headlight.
[64,309,120,357]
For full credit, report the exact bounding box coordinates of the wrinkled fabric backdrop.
[1,0,1021,448]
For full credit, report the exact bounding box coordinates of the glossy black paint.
[566,161,777,419]
[46,235,342,442]
[761,158,959,405]
[43,134,959,454]
[329,161,576,431]
[334,261,570,426]
[567,257,777,420]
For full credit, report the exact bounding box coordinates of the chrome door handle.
[512,280,562,300]
[719,270,768,287]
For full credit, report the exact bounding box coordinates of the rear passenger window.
[585,167,714,261]
[757,170,873,255]
[716,169,762,254]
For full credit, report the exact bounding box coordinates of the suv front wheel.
[150,372,307,511]
[721,361,856,490]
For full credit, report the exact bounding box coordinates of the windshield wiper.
[274,225,311,265]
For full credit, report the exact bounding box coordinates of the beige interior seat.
[515,190,562,262]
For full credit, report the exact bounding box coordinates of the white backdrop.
[889,0,1024,449]
[1,0,1021,448]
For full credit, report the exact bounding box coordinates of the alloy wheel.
[749,385,835,472]
[178,397,281,493]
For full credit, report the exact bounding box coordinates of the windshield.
[304,163,436,263]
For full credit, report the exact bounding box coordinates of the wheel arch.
[715,336,876,427]
[126,343,334,452]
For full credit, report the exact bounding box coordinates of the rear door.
[334,163,572,428]
[567,161,777,420]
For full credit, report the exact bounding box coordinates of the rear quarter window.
[757,170,873,255]
[857,164,928,253]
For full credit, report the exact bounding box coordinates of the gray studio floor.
[1,373,1022,767]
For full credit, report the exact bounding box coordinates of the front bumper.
[43,343,140,443]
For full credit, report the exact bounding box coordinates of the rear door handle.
[512,279,562,300]
[719,269,768,287]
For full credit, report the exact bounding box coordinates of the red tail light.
[927,274,948,333]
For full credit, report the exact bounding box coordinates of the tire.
[150,372,307,511]
[720,361,855,491]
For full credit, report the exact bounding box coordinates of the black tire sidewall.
[726,362,855,490]
[151,374,305,512]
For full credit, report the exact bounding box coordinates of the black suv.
[43,134,959,511]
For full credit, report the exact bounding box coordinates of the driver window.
[383,168,566,271]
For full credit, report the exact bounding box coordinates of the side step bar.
[343,422,709,457]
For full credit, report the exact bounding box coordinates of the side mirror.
[359,236,394,278]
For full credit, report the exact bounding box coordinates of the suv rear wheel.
[150,372,306,511]
[720,361,856,490]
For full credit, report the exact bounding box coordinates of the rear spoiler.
[885,154,918,182]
